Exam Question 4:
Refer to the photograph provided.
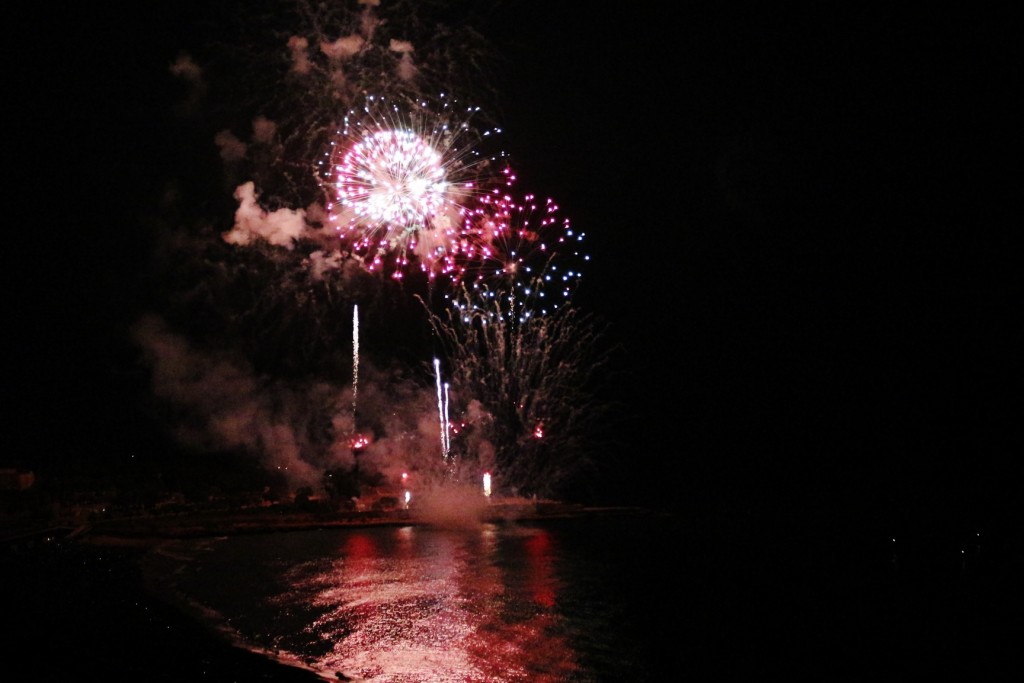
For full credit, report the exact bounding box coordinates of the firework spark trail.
[434,358,448,461]
[443,381,451,457]
[352,304,359,424]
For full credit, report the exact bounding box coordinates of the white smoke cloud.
[169,53,206,115]
[391,40,418,82]
[130,314,458,494]
[287,35,312,74]
[321,34,365,60]
[252,116,277,144]
[222,181,309,248]
[169,53,203,83]
[304,200,329,227]
[389,39,414,54]
[130,314,344,490]
[305,249,344,280]
[214,129,247,162]
[359,2,382,42]
[395,52,419,81]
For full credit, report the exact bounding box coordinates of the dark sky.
[6,4,1018,521]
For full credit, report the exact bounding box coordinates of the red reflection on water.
[298,526,579,680]
[525,529,557,608]
[342,533,379,567]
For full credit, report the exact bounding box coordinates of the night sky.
[6,4,1018,527]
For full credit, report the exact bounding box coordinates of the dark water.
[143,513,687,682]
[139,510,1022,681]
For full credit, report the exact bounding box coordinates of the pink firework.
[448,176,588,316]
[321,95,506,280]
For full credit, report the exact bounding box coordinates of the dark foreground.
[3,529,328,683]
[0,506,628,683]
[4,505,1024,681]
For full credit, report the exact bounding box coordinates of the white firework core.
[336,129,449,230]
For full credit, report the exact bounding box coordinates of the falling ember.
[483,472,492,497]
[404,490,411,508]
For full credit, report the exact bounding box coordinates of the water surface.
[144,513,689,682]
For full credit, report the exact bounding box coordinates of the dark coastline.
[4,532,329,683]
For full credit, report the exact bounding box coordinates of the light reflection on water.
[146,517,669,682]
[293,524,574,681]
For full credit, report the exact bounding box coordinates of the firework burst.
[319,94,507,281]
[446,181,589,321]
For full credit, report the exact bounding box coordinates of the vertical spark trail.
[443,381,451,457]
[434,358,447,461]
[353,305,359,424]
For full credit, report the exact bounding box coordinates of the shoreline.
[75,501,660,542]
[4,531,333,682]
